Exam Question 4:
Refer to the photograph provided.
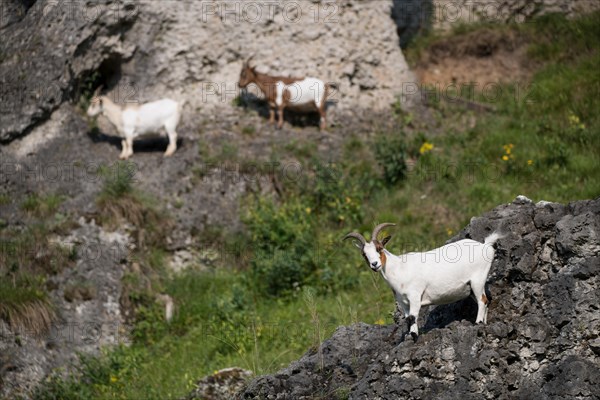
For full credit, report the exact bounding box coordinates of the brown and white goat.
[238,58,331,130]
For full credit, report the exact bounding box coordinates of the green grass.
[0,194,10,206]
[20,193,65,218]
[1,188,74,335]
[0,275,55,335]
[97,161,137,199]
[36,269,392,399]
[34,11,600,400]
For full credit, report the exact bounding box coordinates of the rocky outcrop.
[239,196,600,399]
[1,0,415,143]
[0,219,129,398]
[183,368,253,400]
[0,0,137,143]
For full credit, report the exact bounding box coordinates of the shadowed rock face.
[239,196,600,399]
[0,0,138,143]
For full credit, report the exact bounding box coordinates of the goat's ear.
[381,236,392,247]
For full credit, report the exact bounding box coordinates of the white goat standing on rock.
[87,87,182,159]
[344,223,503,341]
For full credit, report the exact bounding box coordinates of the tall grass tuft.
[0,276,55,335]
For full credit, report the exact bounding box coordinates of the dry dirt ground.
[412,27,535,92]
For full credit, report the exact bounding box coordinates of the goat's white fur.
[359,232,503,339]
[275,78,327,128]
[275,78,326,109]
[87,95,181,159]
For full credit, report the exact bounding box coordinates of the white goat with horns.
[87,87,182,159]
[344,223,503,341]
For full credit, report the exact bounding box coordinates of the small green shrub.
[243,197,317,297]
[543,139,570,168]
[98,161,136,199]
[374,134,408,185]
[130,299,168,346]
[33,345,145,400]
[20,193,64,218]
[309,161,365,225]
[77,70,101,112]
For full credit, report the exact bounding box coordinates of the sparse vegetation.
[63,282,97,303]
[0,222,71,335]
[374,133,408,185]
[96,161,169,249]
[241,125,256,136]
[20,193,64,218]
[0,274,55,335]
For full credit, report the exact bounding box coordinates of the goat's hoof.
[410,332,418,342]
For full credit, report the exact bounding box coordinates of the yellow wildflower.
[446,228,454,236]
[502,155,509,161]
[527,160,533,166]
[419,142,434,155]
[568,114,580,125]
[110,376,118,383]
[305,207,311,214]
[375,318,385,325]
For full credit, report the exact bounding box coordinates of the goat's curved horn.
[372,223,396,242]
[246,54,255,67]
[343,232,367,247]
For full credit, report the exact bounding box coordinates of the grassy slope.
[34,12,599,400]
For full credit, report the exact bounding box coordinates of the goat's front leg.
[277,106,284,129]
[119,139,128,159]
[122,133,134,159]
[318,107,327,131]
[268,104,275,125]
[407,298,422,341]
[164,127,177,157]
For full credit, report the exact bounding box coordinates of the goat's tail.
[484,232,505,246]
